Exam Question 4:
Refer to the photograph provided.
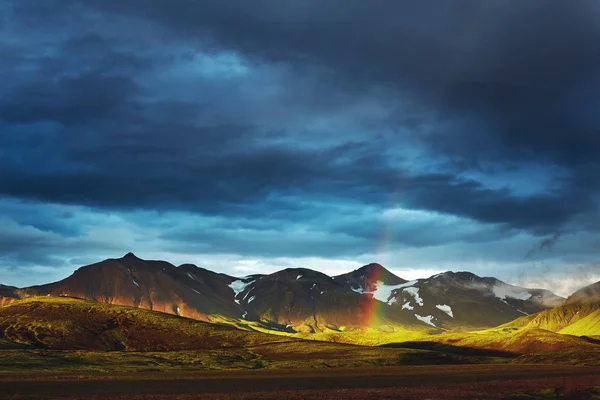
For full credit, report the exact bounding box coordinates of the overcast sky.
[1,1,600,296]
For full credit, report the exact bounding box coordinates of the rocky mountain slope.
[0,254,565,332]
[15,253,241,323]
[376,271,564,329]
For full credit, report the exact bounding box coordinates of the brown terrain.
[2,365,600,400]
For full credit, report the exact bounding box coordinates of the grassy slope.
[412,327,596,354]
[2,296,598,372]
[559,308,600,336]
[243,316,598,358]
[0,297,498,372]
[252,321,595,355]
[0,296,289,351]
[500,303,600,336]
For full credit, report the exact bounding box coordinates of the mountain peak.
[353,263,393,275]
[336,263,406,287]
[122,252,139,260]
[360,262,385,271]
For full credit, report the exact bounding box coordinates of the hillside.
[0,297,506,372]
[502,280,600,337]
[405,327,597,355]
[2,295,599,372]
[0,296,288,351]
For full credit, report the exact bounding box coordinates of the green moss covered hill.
[0,296,289,351]
[502,281,600,337]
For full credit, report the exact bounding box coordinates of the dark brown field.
[2,365,600,400]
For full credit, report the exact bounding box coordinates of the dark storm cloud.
[89,0,600,167]
[0,72,138,125]
[1,0,600,270]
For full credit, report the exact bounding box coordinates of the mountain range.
[0,253,566,332]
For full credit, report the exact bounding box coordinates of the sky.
[1,1,600,297]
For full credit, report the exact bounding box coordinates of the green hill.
[0,296,499,372]
[501,281,600,337]
[0,296,289,351]
[559,308,600,336]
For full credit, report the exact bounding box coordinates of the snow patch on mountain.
[403,286,424,306]
[229,278,254,300]
[415,314,436,327]
[296,275,303,280]
[352,280,418,304]
[436,304,453,318]
[402,302,414,310]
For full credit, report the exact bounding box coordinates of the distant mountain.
[378,271,564,329]
[503,280,600,337]
[1,254,565,331]
[16,253,242,323]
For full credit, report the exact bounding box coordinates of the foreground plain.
[2,365,600,400]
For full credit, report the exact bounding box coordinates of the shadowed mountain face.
[16,253,241,323]
[503,280,600,337]
[0,285,17,306]
[228,267,370,332]
[1,254,565,331]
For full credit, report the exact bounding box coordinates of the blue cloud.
[1,0,599,289]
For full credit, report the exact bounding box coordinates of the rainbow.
[359,266,388,327]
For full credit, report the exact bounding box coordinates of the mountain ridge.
[0,253,566,332]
